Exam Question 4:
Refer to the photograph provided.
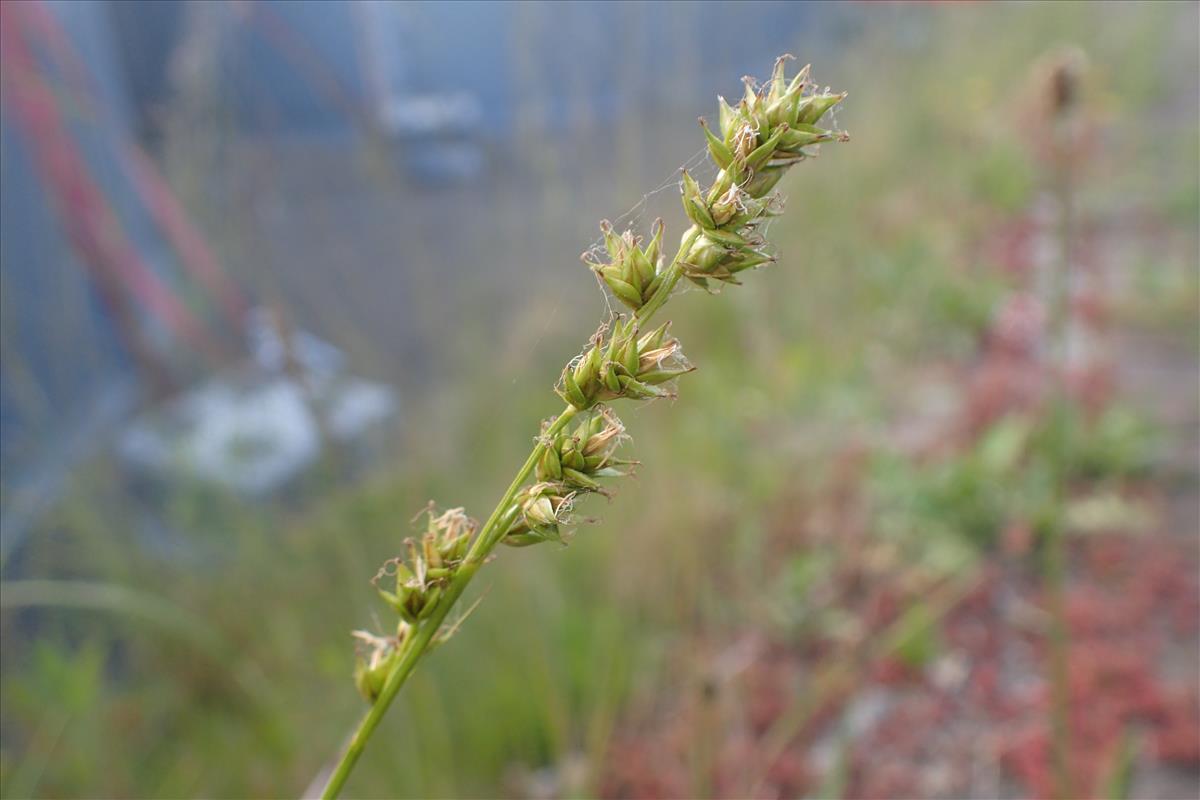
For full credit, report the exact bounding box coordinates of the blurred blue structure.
[1,0,843,557]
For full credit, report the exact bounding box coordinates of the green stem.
[321,406,578,799]
[636,225,699,323]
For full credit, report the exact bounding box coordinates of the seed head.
[585,219,666,311]
[715,55,848,180]
[557,317,695,411]
[500,482,576,547]
[677,56,847,292]
[352,628,407,703]
[373,506,477,623]
[535,406,635,493]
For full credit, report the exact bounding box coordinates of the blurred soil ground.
[599,210,1199,800]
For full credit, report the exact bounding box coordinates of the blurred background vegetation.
[1,2,1197,798]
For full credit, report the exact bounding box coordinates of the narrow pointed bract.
[585,219,667,311]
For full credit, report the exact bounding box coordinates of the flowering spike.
[330,57,849,798]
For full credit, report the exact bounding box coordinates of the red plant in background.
[993,532,1200,798]
[961,291,1047,437]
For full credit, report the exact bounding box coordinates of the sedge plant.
[320,55,849,798]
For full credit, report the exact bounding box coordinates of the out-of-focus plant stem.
[1045,89,1077,800]
[0,579,273,703]
[1045,477,1073,800]
[747,571,981,797]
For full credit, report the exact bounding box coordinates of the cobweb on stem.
[581,145,720,319]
